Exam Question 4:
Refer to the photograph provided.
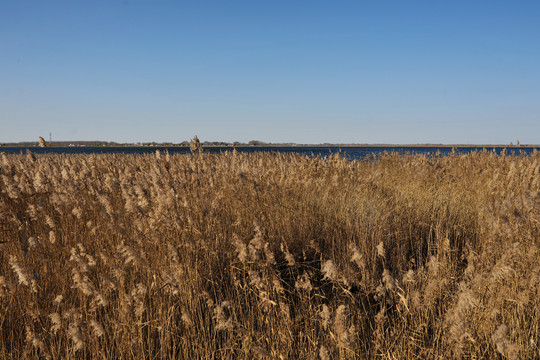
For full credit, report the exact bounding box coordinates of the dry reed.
[0,150,538,359]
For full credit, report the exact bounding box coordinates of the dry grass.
[0,149,539,359]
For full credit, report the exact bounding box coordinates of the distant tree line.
[1,139,536,148]
[0,140,279,147]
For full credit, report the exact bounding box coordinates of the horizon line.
[1,140,539,148]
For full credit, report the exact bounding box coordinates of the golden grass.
[0,150,539,359]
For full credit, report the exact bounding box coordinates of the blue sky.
[1,1,539,144]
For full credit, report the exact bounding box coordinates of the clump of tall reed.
[0,149,538,358]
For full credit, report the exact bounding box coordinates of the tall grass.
[0,150,538,359]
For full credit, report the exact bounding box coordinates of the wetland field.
[0,150,539,359]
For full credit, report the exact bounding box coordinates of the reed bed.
[0,150,538,359]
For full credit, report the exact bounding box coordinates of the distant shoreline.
[1,142,538,148]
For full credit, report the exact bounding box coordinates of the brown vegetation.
[0,150,539,359]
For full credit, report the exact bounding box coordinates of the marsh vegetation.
[0,150,538,359]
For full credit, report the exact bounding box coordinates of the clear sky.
[1,1,539,144]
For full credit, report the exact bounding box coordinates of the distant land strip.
[1,141,538,148]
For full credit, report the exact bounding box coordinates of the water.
[0,146,538,160]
